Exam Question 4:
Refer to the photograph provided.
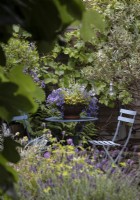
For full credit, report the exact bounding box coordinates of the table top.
[45,116,98,123]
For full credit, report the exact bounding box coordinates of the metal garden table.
[45,116,98,145]
[45,116,98,123]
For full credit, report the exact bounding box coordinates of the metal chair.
[89,109,137,165]
[11,114,32,139]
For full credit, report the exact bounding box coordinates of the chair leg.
[92,145,121,171]
[113,146,126,164]
[23,120,32,140]
[103,146,116,164]
[102,146,122,171]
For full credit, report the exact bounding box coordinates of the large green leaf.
[0,154,18,198]
[0,68,8,82]
[0,82,34,120]
[57,0,84,21]
[1,137,21,163]
[54,1,73,25]
[0,153,18,183]
[0,66,45,121]
[0,162,17,184]
[23,0,62,41]
[24,0,84,40]
[9,66,39,95]
[80,10,106,41]
[0,0,84,42]
[8,66,45,106]
[0,45,6,66]
[34,85,46,102]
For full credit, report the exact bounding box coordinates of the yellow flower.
[43,187,51,193]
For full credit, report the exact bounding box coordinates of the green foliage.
[0,66,45,121]
[32,26,115,107]
[0,0,84,42]
[46,121,76,141]
[9,66,45,107]
[2,34,39,72]
[46,120,97,146]
[80,122,97,142]
[82,0,140,106]
[0,137,21,199]
[33,29,97,89]
[0,154,18,184]
[1,137,21,164]
[80,9,106,40]
[33,4,136,107]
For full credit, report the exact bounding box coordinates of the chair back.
[112,108,137,143]
[12,114,28,121]
[118,109,136,123]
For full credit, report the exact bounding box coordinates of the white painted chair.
[89,109,137,165]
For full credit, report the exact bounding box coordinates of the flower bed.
[11,136,140,200]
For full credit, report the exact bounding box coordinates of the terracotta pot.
[63,104,85,119]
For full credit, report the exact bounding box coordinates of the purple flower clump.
[46,88,64,107]
[86,97,98,117]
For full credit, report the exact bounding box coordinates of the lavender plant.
[10,137,140,200]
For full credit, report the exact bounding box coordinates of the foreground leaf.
[80,10,106,41]
[0,82,34,121]
[0,46,6,66]
[2,137,21,163]
[0,154,18,199]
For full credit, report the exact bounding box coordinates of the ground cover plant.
[7,134,139,200]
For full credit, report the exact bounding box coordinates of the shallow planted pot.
[63,104,85,119]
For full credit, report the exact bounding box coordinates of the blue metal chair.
[89,109,137,165]
[11,114,32,139]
